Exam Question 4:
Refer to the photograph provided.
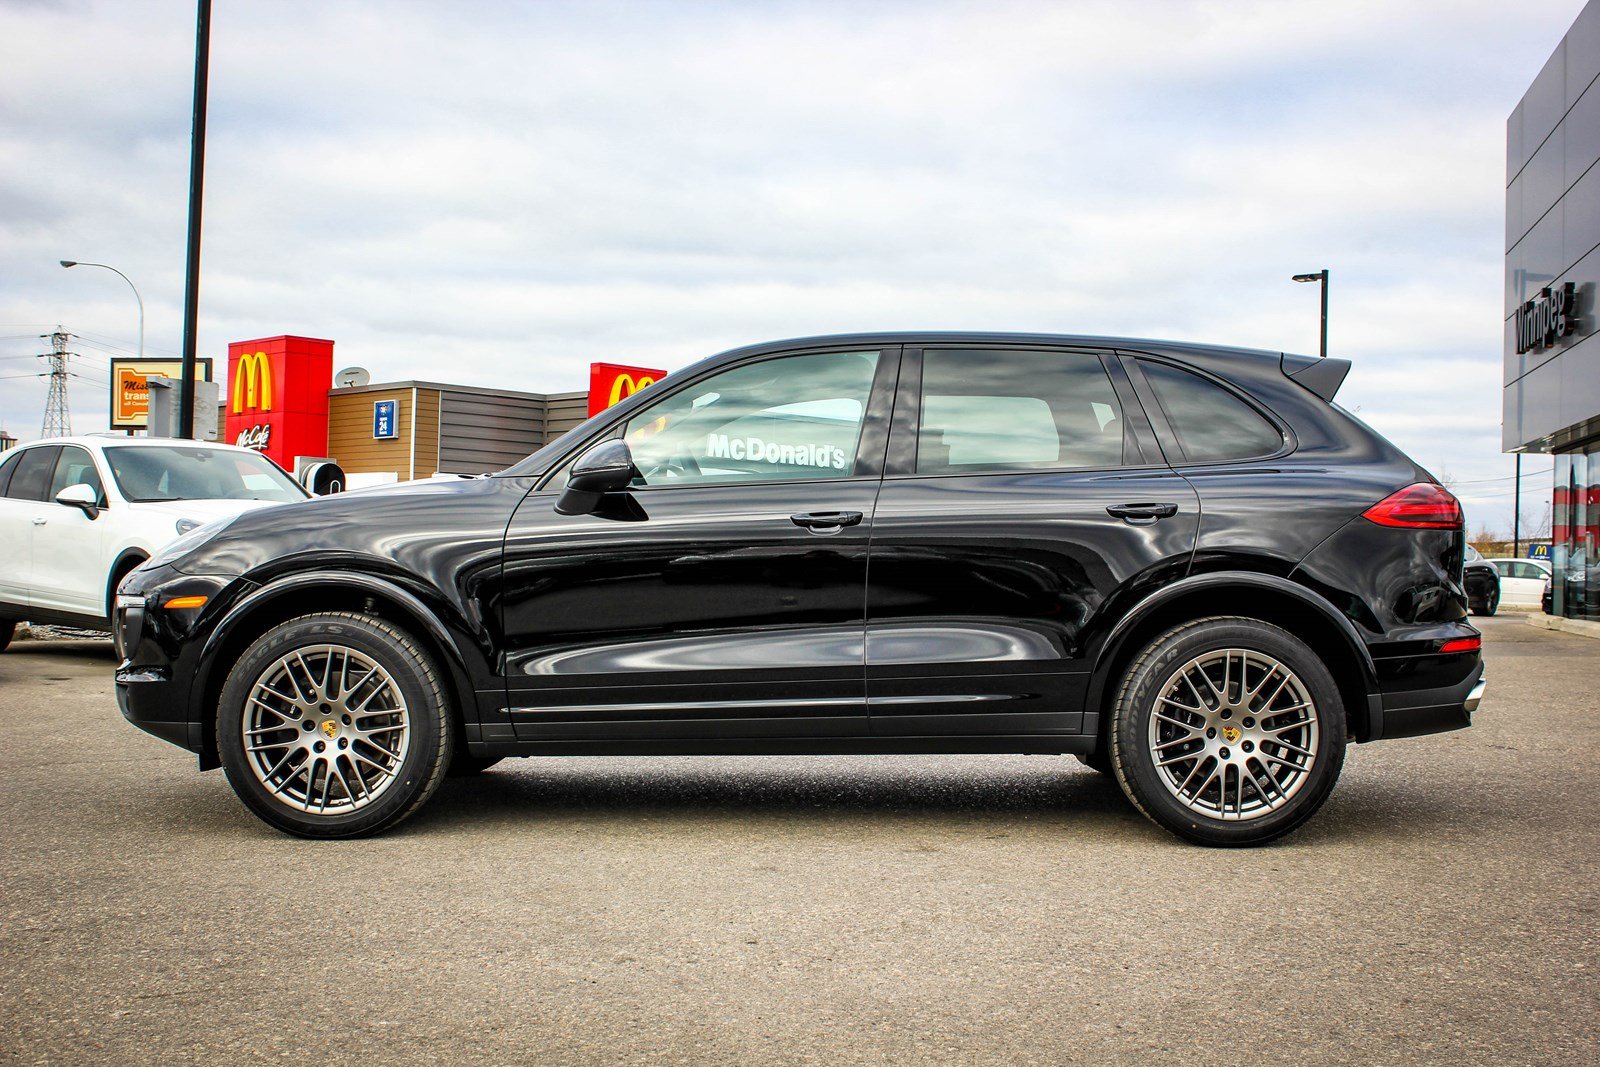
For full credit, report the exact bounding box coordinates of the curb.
[1527,613,1600,640]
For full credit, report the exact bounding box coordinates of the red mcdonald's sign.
[222,335,334,469]
[589,362,667,417]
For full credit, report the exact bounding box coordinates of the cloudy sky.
[0,0,1583,533]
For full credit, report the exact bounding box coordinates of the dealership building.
[1506,0,1600,620]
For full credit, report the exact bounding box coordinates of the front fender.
[189,569,485,735]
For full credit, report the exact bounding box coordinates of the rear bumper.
[1372,659,1484,740]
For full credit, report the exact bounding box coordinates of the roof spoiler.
[1281,352,1351,401]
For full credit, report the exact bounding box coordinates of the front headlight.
[146,515,237,570]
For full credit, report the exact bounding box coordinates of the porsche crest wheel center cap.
[1221,725,1241,744]
[320,720,340,739]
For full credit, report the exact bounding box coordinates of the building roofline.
[328,380,587,402]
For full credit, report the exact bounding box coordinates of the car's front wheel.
[217,612,452,838]
[1109,617,1346,847]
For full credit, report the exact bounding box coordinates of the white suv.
[0,436,308,648]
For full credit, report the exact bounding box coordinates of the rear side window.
[917,350,1128,473]
[3,447,59,501]
[1140,361,1283,463]
[0,449,18,496]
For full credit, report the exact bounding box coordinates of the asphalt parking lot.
[1,616,1596,1065]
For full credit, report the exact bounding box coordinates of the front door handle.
[1106,502,1179,525]
[791,511,864,532]
[31,517,48,526]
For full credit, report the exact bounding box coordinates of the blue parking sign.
[373,399,398,439]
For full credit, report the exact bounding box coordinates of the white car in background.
[1487,557,1553,608]
[0,436,308,649]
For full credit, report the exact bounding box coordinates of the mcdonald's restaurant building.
[221,335,661,489]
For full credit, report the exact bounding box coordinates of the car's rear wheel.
[1473,588,1499,617]
[217,612,452,838]
[1109,617,1346,847]
[0,619,15,653]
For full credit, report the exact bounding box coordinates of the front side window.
[620,350,880,486]
[916,349,1127,474]
[1140,360,1283,464]
[49,445,106,505]
[103,446,309,503]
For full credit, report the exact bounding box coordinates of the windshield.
[104,445,309,503]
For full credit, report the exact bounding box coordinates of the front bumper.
[116,663,203,754]
[112,564,242,762]
[1373,658,1485,740]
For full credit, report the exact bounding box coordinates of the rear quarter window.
[1140,361,1284,463]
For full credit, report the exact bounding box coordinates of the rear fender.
[1084,571,1382,741]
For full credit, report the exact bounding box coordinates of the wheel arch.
[105,548,151,618]
[1085,572,1382,744]
[190,571,482,771]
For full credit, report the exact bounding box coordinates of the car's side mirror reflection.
[556,439,639,516]
[55,483,101,519]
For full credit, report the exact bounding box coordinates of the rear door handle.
[1106,502,1179,525]
[791,511,864,533]
[31,517,48,526]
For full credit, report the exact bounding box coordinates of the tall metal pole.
[1318,269,1329,360]
[178,0,212,440]
[1292,269,1329,358]
[1513,453,1522,557]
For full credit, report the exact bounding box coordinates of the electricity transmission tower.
[40,328,73,438]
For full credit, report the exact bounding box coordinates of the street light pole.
[60,260,144,360]
[1291,269,1329,359]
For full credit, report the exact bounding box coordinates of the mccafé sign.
[589,362,667,417]
[222,336,334,470]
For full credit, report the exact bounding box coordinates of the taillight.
[1439,636,1481,654]
[1362,483,1463,529]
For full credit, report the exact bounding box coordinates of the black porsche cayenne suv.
[115,333,1485,846]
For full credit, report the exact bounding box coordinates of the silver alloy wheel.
[241,643,411,815]
[1146,647,1319,821]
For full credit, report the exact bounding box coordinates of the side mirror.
[56,483,101,519]
[555,439,639,516]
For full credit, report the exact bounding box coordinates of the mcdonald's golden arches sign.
[589,362,667,417]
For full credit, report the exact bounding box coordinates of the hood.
[134,497,288,525]
[171,474,528,578]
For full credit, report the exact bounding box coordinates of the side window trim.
[534,345,901,493]
[883,346,1151,478]
[1121,354,1294,466]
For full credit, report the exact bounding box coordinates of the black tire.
[0,619,14,653]
[1109,616,1346,847]
[217,612,453,839]
[1075,749,1113,776]
[1481,588,1499,617]
[447,753,503,777]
